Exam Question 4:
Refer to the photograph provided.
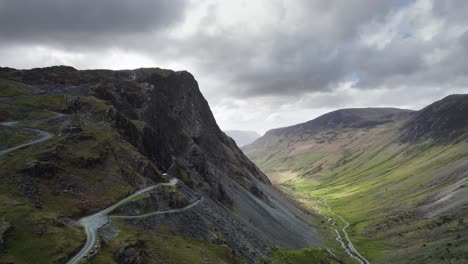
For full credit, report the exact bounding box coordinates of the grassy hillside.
[244,97,468,263]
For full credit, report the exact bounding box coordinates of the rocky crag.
[0,66,327,264]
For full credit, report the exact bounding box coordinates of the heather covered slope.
[0,66,328,264]
[244,96,468,263]
[244,107,415,181]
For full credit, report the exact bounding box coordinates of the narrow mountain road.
[67,178,202,264]
[317,198,370,264]
[0,104,202,264]
[111,197,203,219]
[67,178,178,264]
[0,112,64,156]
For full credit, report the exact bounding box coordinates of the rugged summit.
[0,66,324,264]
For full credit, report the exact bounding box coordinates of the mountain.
[399,94,468,143]
[243,96,468,263]
[261,107,414,137]
[0,66,336,264]
[225,130,261,147]
[244,107,415,182]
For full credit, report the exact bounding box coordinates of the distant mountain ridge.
[264,107,414,137]
[225,130,261,146]
[246,107,415,154]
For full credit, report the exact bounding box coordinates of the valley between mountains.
[244,95,468,263]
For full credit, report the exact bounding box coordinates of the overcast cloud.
[1,0,467,133]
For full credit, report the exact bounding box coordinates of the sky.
[1,0,468,134]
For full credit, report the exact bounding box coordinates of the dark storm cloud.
[349,40,426,88]
[295,0,408,41]
[0,0,467,103]
[230,46,347,96]
[140,0,424,98]
[1,0,467,132]
[0,0,188,45]
[175,0,468,99]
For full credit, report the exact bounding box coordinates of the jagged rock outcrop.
[115,240,149,264]
[23,160,63,178]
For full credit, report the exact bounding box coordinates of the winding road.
[111,197,202,219]
[316,198,370,264]
[67,178,203,264]
[0,106,202,264]
[0,99,364,263]
[0,112,64,156]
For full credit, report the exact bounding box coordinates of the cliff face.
[91,68,271,199]
[0,66,322,263]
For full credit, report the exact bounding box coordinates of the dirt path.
[111,197,202,219]
[0,112,64,156]
[67,178,203,264]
